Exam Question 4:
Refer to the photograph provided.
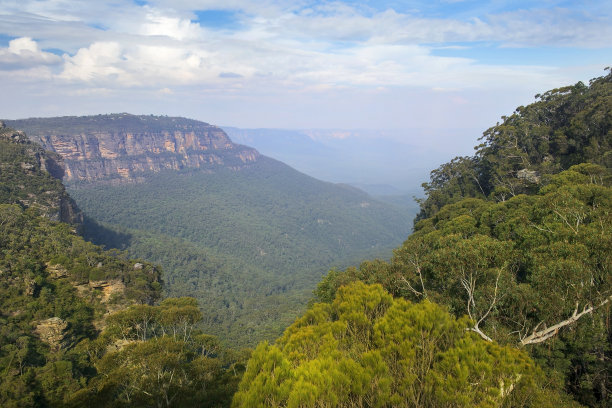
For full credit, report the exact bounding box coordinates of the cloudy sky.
[0,0,610,132]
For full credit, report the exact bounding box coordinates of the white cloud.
[0,1,610,128]
[139,9,203,40]
[60,42,125,82]
[0,37,61,70]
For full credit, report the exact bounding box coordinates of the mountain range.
[222,126,480,195]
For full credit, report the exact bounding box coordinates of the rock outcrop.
[89,279,126,303]
[5,114,260,184]
[35,317,70,351]
[516,168,541,184]
[0,122,83,224]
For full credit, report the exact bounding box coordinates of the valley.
[1,1,610,406]
[6,114,413,346]
[0,69,610,407]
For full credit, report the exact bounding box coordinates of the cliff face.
[5,114,260,184]
[0,122,83,224]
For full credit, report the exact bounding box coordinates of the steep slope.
[0,126,245,407]
[4,114,413,346]
[6,113,259,184]
[313,70,612,407]
[416,69,611,222]
[69,158,412,346]
[0,122,81,224]
[0,126,164,405]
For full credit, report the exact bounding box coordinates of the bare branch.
[529,222,553,234]
[397,252,427,298]
[398,275,424,298]
[463,270,501,342]
[460,273,476,321]
[552,209,579,235]
[520,295,612,346]
[472,175,486,197]
[476,269,501,328]
[468,326,493,342]
[416,266,427,299]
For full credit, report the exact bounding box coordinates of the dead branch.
[520,295,612,346]
[397,252,427,298]
[460,272,476,321]
[552,209,579,235]
[462,270,501,342]
[529,222,553,234]
[468,326,493,342]
[398,275,424,298]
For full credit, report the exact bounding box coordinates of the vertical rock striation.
[5,114,260,184]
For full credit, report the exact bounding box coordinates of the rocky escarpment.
[5,114,260,184]
[0,122,82,223]
[34,317,70,351]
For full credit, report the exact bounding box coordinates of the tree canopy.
[234,282,579,407]
[312,70,611,407]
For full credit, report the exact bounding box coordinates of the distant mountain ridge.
[222,126,471,194]
[5,114,260,184]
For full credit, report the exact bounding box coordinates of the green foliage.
[235,282,570,407]
[417,69,611,222]
[0,203,165,407]
[0,124,79,223]
[73,300,246,408]
[70,158,412,347]
[0,136,172,407]
[3,70,609,407]
[314,69,612,407]
[0,203,240,407]
[318,165,611,406]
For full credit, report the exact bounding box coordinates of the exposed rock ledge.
[35,317,69,351]
[5,114,261,184]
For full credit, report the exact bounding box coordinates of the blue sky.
[0,0,609,134]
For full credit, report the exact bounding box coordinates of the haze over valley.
[1,1,610,407]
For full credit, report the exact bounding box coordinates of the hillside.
[308,70,611,407]
[0,124,244,407]
[1,71,610,407]
[69,158,412,346]
[0,122,81,224]
[416,70,612,222]
[4,115,414,347]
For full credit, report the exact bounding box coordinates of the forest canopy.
[308,70,611,407]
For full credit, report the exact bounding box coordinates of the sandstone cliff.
[0,122,82,224]
[5,114,260,184]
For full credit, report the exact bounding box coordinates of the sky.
[0,0,610,135]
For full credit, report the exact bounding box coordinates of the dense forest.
[0,69,610,407]
[69,158,412,346]
[266,69,609,407]
[5,113,415,347]
[0,126,244,406]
